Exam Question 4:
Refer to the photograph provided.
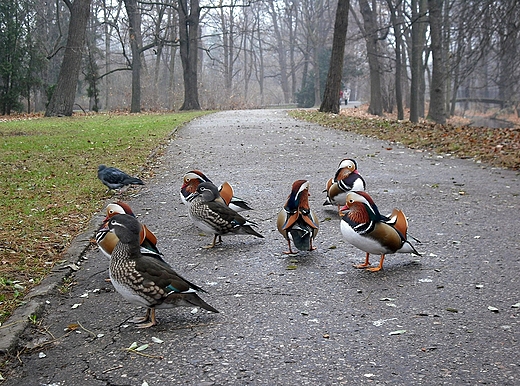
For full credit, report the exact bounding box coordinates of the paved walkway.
[2,109,519,385]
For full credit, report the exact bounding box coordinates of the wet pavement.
[1,109,519,385]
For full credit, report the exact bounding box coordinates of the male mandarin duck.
[95,201,164,262]
[277,180,319,254]
[187,182,264,248]
[97,165,144,193]
[340,191,420,272]
[324,158,366,211]
[180,170,252,211]
[100,214,219,328]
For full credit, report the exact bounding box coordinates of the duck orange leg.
[354,253,371,268]
[367,254,386,272]
[283,240,297,254]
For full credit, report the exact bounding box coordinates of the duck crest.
[116,201,134,216]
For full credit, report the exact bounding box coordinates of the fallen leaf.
[151,337,164,344]
[389,330,407,335]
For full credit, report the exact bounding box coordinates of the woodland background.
[1,0,519,124]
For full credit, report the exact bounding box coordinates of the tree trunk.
[312,46,321,107]
[387,0,404,120]
[409,0,427,122]
[124,0,142,113]
[178,0,201,110]
[268,0,291,104]
[358,0,382,116]
[320,0,350,114]
[45,0,91,117]
[426,0,446,123]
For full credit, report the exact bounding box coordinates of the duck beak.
[339,204,349,212]
[97,222,110,232]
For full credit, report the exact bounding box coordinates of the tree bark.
[409,0,427,122]
[426,0,446,123]
[124,0,143,113]
[45,0,91,117]
[387,0,404,120]
[178,0,201,110]
[358,0,382,116]
[320,0,350,114]
[268,0,291,104]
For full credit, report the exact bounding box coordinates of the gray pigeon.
[97,164,144,192]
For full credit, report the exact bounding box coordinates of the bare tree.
[387,0,404,120]
[45,0,91,117]
[320,0,350,114]
[409,0,427,122]
[124,0,141,112]
[267,0,291,104]
[178,0,201,110]
[356,0,383,116]
[495,0,519,113]
[426,0,446,123]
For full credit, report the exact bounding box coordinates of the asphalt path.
[2,109,519,385]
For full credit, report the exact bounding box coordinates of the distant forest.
[1,0,518,121]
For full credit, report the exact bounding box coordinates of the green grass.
[0,111,211,322]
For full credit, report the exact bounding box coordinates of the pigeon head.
[106,214,141,244]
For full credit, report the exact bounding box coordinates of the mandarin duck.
[277,180,319,254]
[187,182,264,248]
[101,214,219,328]
[324,159,366,211]
[97,164,144,193]
[180,170,252,212]
[95,202,164,262]
[340,191,421,272]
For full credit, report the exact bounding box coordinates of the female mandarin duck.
[340,191,420,272]
[277,180,319,254]
[180,170,252,212]
[101,214,218,328]
[95,202,164,262]
[324,158,366,211]
[187,182,263,248]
